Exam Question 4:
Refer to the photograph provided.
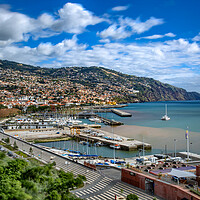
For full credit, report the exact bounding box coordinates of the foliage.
[0,152,6,159]
[13,141,18,150]
[190,188,200,196]
[3,144,14,151]
[126,193,139,200]
[27,105,50,113]
[0,104,7,109]
[15,151,28,158]
[4,137,10,144]
[0,156,85,200]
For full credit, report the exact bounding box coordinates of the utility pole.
[142,136,145,157]
[112,125,115,163]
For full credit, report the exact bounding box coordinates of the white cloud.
[112,5,129,11]
[0,8,37,45]
[0,3,105,45]
[165,33,176,37]
[192,33,200,42]
[99,38,110,43]
[51,3,104,34]
[98,17,164,40]
[97,23,132,40]
[136,32,176,40]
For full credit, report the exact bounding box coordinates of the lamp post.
[174,139,177,157]
[185,127,189,161]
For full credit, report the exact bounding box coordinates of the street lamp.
[174,139,177,157]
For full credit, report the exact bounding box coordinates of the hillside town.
[0,64,140,109]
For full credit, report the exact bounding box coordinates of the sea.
[39,101,200,159]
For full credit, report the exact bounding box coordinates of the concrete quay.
[111,109,132,117]
[4,127,151,151]
[77,129,151,151]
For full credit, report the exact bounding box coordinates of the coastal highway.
[0,129,160,200]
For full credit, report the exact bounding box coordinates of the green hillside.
[0,59,199,103]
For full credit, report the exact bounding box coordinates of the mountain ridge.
[0,59,200,103]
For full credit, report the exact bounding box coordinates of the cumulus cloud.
[0,8,36,45]
[98,17,164,40]
[99,38,110,43]
[136,32,176,40]
[0,3,104,45]
[192,32,200,42]
[51,3,104,34]
[112,5,129,11]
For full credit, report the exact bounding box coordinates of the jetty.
[98,116,123,126]
[111,109,132,117]
[78,112,123,126]
[75,128,151,151]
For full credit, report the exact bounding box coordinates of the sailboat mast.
[165,104,167,116]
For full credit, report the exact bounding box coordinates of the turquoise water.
[99,101,200,132]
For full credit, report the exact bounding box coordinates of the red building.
[121,168,200,200]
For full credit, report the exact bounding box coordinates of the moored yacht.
[161,104,170,120]
[110,144,120,149]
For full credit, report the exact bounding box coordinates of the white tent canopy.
[168,168,196,178]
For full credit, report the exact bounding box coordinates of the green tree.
[13,141,18,150]
[5,137,10,144]
[126,193,139,200]
[120,189,124,195]
[45,190,61,200]
[0,152,6,159]
[29,147,33,155]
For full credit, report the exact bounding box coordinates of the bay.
[39,101,200,158]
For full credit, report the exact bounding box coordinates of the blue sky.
[0,0,200,92]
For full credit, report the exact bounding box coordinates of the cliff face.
[0,59,200,103]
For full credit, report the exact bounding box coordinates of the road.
[0,129,161,200]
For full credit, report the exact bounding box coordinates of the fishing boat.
[110,144,120,149]
[161,104,170,121]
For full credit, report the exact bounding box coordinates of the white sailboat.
[161,104,170,121]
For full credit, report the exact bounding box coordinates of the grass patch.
[15,151,29,158]
[3,144,15,151]
[0,141,5,145]
[190,188,200,196]
[33,137,71,143]
[27,157,44,166]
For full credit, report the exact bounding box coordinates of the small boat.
[95,141,104,146]
[161,104,170,121]
[83,141,89,145]
[110,144,120,149]
[88,117,101,123]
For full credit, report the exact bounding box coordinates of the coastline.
[101,125,200,154]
